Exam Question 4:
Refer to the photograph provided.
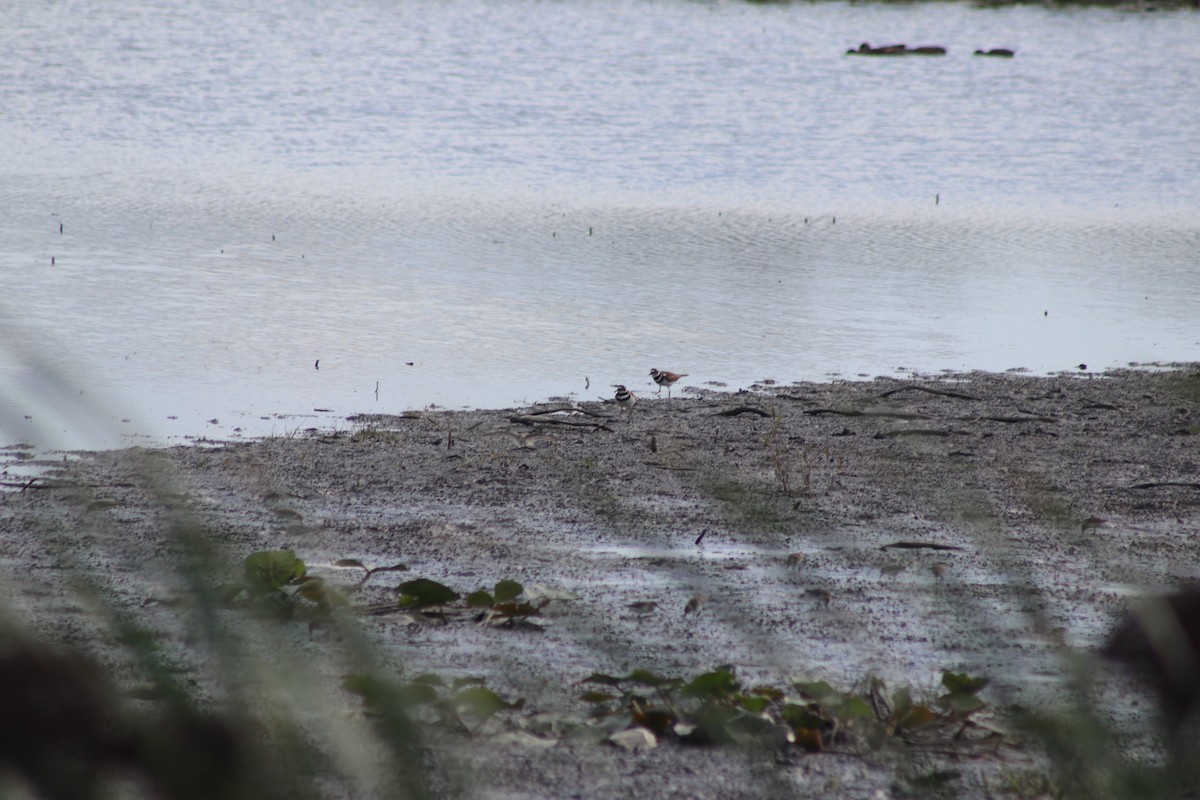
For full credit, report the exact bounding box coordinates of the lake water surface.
[2,0,1198,450]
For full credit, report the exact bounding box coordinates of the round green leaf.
[494,579,523,602]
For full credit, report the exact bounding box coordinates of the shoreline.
[2,365,1198,797]
[3,361,1189,460]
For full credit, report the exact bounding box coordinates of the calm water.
[2,0,1198,450]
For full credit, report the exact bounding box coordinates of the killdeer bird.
[649,368,687,398]
[613,384,636,409]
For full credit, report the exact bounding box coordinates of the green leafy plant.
[395,577,462,609]
[582,666,791,746]
[581,667,996,753]
[379,577,548,628]
[333,558,409,587]
[222,549,347,618]
[228,554,558,630]
[344,673,524,735]
[465,579,546,627]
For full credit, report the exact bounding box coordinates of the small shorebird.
[613,384,637,409]
[649,368,687,398]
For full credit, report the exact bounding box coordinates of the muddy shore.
[2,366,1198,798]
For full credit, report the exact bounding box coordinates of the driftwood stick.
[0,478,74,491]
[509,415,613,432]
[879,429,953,437]
[712,406,772,418]
[878,385,981,401]
[521,405,611,419]
[1129,481,1200,491]
[805,408,933,420]
[1,478,44,491]
[880,541,965,551]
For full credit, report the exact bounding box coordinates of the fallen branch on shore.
[877,386,981,401]
[880,541,965,551]
[509,415,613,432]
[877,429,954,438]
[805,408,933,420]
[970,414,1058,424]
[1129,481,1200,491]
[520,405,611,419]
[712,406,772,418]
[1,479,44,491]
[0,478,83,491]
